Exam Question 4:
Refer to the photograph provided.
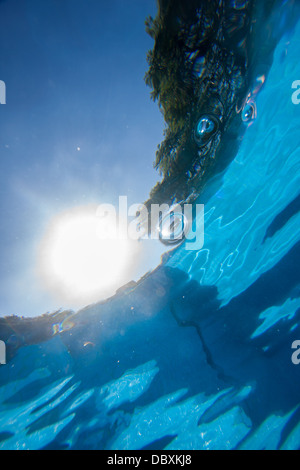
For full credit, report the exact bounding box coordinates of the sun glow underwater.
[37,198,205,306]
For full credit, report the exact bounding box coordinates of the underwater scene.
[0,0,300,452]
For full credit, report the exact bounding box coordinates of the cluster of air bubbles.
[242,100,257,124]
[158,208,190,246]
[194,115,220,147]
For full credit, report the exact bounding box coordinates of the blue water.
[0,16,300,452]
